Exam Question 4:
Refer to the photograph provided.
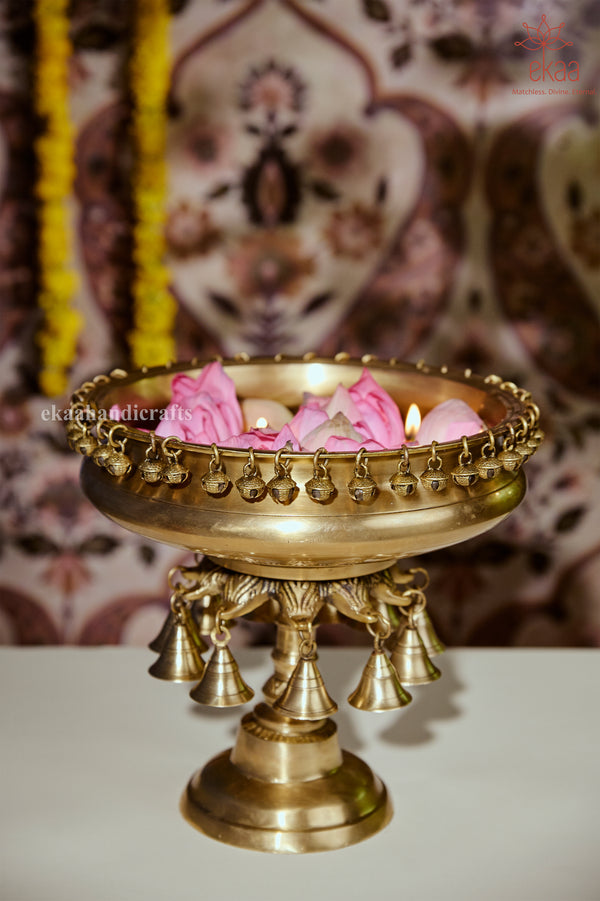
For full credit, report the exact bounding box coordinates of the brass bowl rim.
[72,354,535,460]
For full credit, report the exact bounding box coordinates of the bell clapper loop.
[210,613,232,650]
[366,614,392,650]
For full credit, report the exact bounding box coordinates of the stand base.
[181,749,391,853]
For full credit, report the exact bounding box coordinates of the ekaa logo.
[514,14,579,82]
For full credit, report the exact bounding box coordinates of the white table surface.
[0,647,598,901]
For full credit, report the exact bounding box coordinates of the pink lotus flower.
[347,369,406,447]
[155,362,243,444]
[301,412,385,453]
[298,370,405,450]
[415,399,485,446]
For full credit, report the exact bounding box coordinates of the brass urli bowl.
[75,354,532,580]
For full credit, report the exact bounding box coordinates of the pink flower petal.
[415,399,485,446]
[158,362,243,444]
[319,436,385,452]
[287,405,329,443]
[301,412,366,452]
[221,428,280,450]
[348,368,405,447]
[324,384,362,422]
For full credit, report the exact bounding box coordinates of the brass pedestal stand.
[153,562,438,853]
[182,705,390,853]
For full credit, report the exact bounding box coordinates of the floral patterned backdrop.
[0,0,599,648]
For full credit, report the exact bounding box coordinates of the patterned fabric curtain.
[0,0,598,647]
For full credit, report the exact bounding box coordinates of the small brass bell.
[498,447,521,472]
[347,451,377,502]
[66,420,85,449]
[105,449,132,477]
[389,621,441,685]
[451,438,479,488]
[305,448,335,502]
[305,472,336,502]
[139,442,165,484]
[420,442,448,492]
[420,465,448,492]
[235,448,266,501]
[236,472,266,500]
[200,444,230,495]
[201,468,230,495]
[159,437,190,486]
[92,442,112,468]
[451,462,479,487]
[66,405,86,448]
[267,472,297,504]
[190,630,254,707]
[390,447,418,496]
[273,655,338,721]
[348,647,412,712]
[148,608,206,682]
[75,428,97,456]
[476,454,502,480]
[162,461,189,485]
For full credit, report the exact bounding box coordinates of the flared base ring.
[181,749,392,853]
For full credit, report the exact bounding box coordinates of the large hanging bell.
[273,656,338,721]
[411,608,445,657]
[149,606,209,655]
[389,621,441,685]
[189,643,254,707]
[348,648,412,712]
[148,610,206,682]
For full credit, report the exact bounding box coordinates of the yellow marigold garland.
[34,0,82,397]
[129,0,176,368]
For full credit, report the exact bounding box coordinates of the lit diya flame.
[405,403,421,442]
[241,399,293,432]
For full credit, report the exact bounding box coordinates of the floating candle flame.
[405,403,421,441]
[241,399,294,432]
